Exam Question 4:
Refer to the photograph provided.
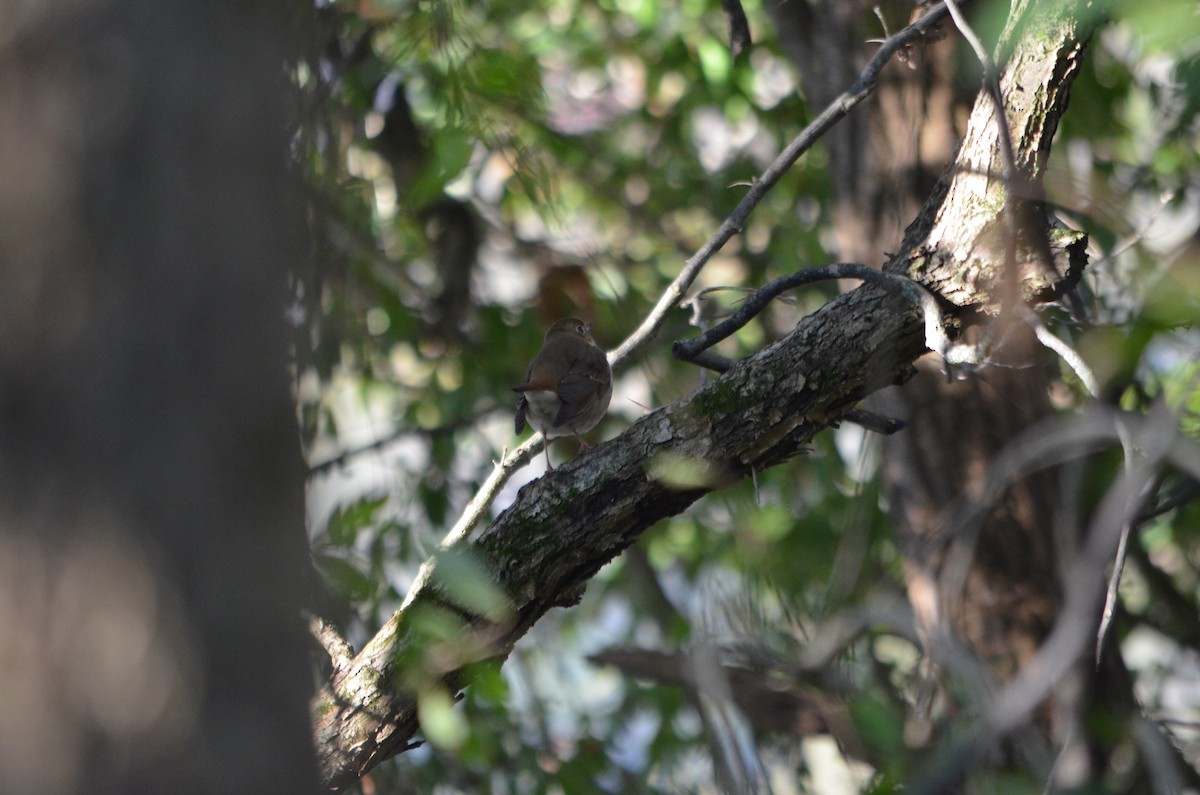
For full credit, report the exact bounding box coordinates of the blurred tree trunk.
[767,0,960,269]
[0,3,318,793]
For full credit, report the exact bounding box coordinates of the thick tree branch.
[311,2,1093,789]
[313,265,1081,789]
[890,1,1091,308]
[314,280,932,790]
[673,263,957,370]
[434,2,955,557]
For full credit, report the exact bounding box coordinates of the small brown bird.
[514,318,613,470]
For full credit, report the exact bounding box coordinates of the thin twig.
[1096,414,1139,668]
[430,4,953,548]
[720,0,752,55]
[440,442,538,549]
[1017,306,1099,398]
[843,408,906,435]
[607,2,950,373]
[1095,409,1159,667]
[1137,478,1200,525]
[1096,516,1132,663]
[308,410,489,475]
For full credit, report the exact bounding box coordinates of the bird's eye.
[577,324,586,334]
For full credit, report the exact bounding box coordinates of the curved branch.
[673,263,956,370]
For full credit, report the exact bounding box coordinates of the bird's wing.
[513,339,566,394]
[514,393,529,434]
[552,347,610,426]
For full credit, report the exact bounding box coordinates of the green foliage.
[297,0,1200,791]
[430,547,514,622]
[849,692,906,775]
[327,494,389,546]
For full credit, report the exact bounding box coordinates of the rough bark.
[310,2,1094,789]
[843,1,1177,789]
[889,1,1092,307]
[314,283,932,788]
[880,8,1200,790]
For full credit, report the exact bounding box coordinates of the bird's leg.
[573,432,591,451]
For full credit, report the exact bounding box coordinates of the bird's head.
[545,317,595,346]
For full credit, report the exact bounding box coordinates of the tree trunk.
[0,4,318,793]
[776,1,1192,789]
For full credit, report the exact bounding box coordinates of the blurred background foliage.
[294,0,1200,791]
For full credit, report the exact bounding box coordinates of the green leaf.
[468,48,541,106]
[850,692,905,769]
[313,553,375,601]
[1110,0,1200,55]
[432,548,515,623]
[325,494,389,547]
[407,127,473,207]
[697,37,732,85]
[417,685,468,749]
